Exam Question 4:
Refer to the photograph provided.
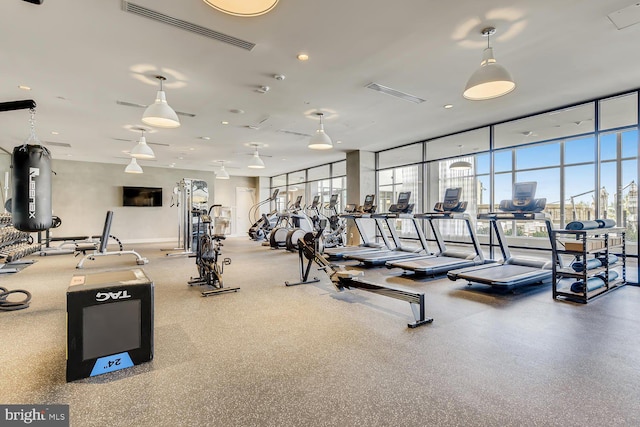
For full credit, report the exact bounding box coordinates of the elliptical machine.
[270,195,313,249]
[188,205,239,297]
[285,195,323,251]
[248,189,280,241]
[322,194,345,249]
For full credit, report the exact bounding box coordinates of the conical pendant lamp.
[125,157,143,174]
[142,76,180,128]
[130,128,155,159]
[463,27,516,101]
[308,112,333,150]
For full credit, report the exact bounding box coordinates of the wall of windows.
[270,160,347,216]
[375,90,639,264]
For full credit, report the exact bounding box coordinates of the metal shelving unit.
[551,227,626,303]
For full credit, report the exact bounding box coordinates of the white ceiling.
[1,0,639,177]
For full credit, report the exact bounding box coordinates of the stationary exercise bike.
[188,205,239,297]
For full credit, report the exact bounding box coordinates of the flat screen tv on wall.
[122,187,163,207]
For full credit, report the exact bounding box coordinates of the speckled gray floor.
[1,238,640,427]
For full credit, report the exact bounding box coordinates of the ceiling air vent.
[43,141,72,148]
[121,1,256,51]
[365,83,426,104]
[277,129,313,138]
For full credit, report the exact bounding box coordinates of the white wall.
[50,159,256,243]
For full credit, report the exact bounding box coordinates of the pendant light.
[216,161,230,179]
[308,112,333,150]
[125,157,143,174]
[202,0,279,17]
[130,128,155,159]
[142,76,180,128]
[463,27,516,101]
[248,144,265,169]
[450,145,472,171]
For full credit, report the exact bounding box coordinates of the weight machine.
[286,231,433,328]
[165,178,210,256]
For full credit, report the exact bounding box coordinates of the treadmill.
[387,188,485,275]
[447,182,562,289]
[345,191,430,266]
[323,195,390,259]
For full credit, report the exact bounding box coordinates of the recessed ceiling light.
[51,131,59,135]
[221,121,229,125]
[281,158,287,161]
[178,157,184,160]
[336,140,342,144]
[443,104,453,109]
[66,154,73,157]
[189,148,195,151]
[230,109,245,114]
[18,85,31,91]
[199,136,211,140]
[297,53,309,61]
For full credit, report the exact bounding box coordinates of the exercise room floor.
[1,238,639,427]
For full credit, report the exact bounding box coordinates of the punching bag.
[11,144,52,232]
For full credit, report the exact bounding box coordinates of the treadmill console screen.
[513,182,537,206]
[311,195,320,208]
[329,194,338,208]
[362,195,375,210]
[271,189,279,200]
[389,192,413,213]
[345,204,357,213]
[443,188,461,209]
[293,195,303,209]
[397,192,411,210]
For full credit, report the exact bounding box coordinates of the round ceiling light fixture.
[202,0,279,17]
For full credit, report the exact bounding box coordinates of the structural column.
[346,150,375,245]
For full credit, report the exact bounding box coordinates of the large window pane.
[308,165,330,181]
[426,128,489,162]
[476,153,490,175]
[494,173,512,209]
[494,103,594,149]
[565,137,595,165]
[378,144,423,169]
[494,150,512,173]
[600,133,617,161]
[564,164,596,226]
[332,160,346,177]
[516,143,560,169]
[272,174,286,187]
[599,92,638,130]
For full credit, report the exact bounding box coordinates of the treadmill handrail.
[478,212,550,220]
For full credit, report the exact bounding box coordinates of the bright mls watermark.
[1,405,69,426]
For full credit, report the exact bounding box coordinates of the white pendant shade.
[130,135,155,159]
[463,48,515,100]
[125,157,143,174]
[142,90,180,128]
[450,160,472,171]
[202,0,279,17]
[308,113,333,150]
[248,151,265,169]
[217,165,230,179]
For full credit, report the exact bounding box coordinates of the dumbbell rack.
[0,213,41,263]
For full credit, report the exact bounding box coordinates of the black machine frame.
[286,231,433,328]
[188,205,239,297]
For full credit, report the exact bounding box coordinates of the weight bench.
[76,211,149,269]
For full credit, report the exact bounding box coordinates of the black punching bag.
[11,145,52,231]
